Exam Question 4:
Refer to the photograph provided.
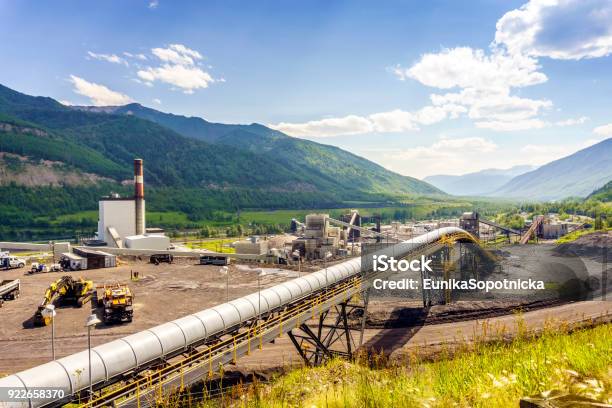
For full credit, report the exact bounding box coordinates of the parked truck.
[0,279,20,307]
[1,253,26,270]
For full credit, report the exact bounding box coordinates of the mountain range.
[587,180,612,202]
[0,84,440,206]
[490,139,612,201]
[1,82,610,207]
[423,165,535,196]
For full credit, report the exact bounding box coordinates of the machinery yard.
[0,259,297,374]
[0,239,609,377]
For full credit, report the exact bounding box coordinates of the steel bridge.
[0,228,481,408]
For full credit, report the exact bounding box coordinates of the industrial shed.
[73,248,117,269]
[60,252,87,270]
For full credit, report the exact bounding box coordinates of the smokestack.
[134,158,145,235]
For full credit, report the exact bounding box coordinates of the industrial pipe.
[0,227,474,408]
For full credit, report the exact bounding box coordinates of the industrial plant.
[0,158,606,408]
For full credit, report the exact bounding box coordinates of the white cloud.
[391,137,497,162]
[152,98,162,105]
[69,75,132,106]
[376,137,499,178]
[433,137,497,152]
[476,115,589,131]
[87,51,128,66]
[270,104,455,137]
[370,137,599,179]
[148,0,159,9]
[495,0,612,60]
[402,47,547,90]
[274,0,611,140]
[469,93,552,122]
[426,81,552,131]
[519,138,604,165]
[123,52,147,61]
[151,44,202,66]
[555,116,589,126]
[136,44,215,93]
[137,64,213,93]
[271,115,374,138]
[594,123,612,136]
[475,119,548,131]
[368,110,418,133]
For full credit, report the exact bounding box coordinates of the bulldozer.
[98,284,133,324]
[34,276,94,326]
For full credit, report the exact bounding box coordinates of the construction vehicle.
[0,279,20,307]
[150,254,173,265]
[29,262,62,274]
[34,276,94,326]
[98,284,133,324]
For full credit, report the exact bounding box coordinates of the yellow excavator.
[34,276,94,326]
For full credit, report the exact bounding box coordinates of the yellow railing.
[79,232,481,407]
[79,277,362,407]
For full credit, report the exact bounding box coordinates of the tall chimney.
[134,158,145,235]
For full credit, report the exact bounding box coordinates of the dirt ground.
[0,258,300,375]
[234,300,611,374]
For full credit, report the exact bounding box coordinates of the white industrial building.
[97,196,140,248]
[94,159,170,251]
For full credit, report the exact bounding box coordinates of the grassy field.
[183,239,236,253]
[29,202,477,235]
[198,322,611,408]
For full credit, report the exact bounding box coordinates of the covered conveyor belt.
[0,227,477,408]
[479,218,520,235]
[520,216,544,244]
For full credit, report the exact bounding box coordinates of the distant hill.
[72,102,441,196]
[491,139,612,201]
[0,84,441,206]
[587,180,612,202]
[423,165,534,196]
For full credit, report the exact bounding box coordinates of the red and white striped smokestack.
[134,158,145,235]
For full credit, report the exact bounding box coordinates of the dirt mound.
[555,231,611,260]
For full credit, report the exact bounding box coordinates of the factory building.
[540,219,570,239]
[291,214,341,260]
[95,159,170,251]
[97,195,140,247]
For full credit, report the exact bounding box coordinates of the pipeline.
[0,227,476,408]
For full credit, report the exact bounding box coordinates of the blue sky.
[1,0,611,178]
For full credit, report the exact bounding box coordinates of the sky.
[1,0,611,179]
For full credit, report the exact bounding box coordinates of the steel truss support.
[287,294,367,366]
